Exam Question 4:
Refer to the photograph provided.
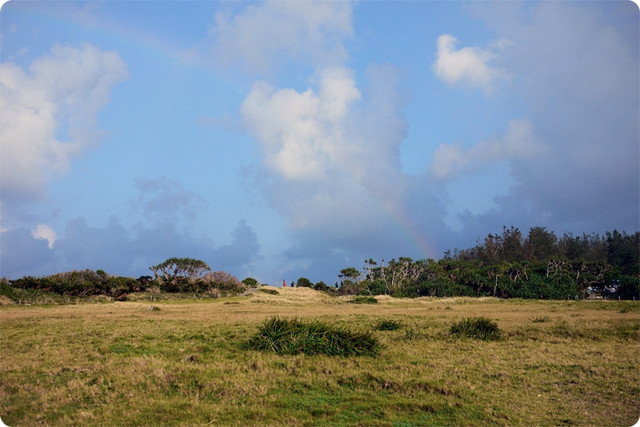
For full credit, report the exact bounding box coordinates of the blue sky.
[1,0,638,285]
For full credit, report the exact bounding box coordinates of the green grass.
[374,318,403,331]
[449,317,502,341]
[1,294,638,426]
[244,317,380,356]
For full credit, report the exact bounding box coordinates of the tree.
[149,258,211,283]
[501,226,524,262]
[296,277,313,288]
[339,267,361,283]
[525,226,558,262]
[606,230,639,275]
[363,259,377,281]
[242,277,259,288]
[338,267,363,295]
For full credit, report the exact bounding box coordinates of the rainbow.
[367,183,437,260]
[11,2,439,262]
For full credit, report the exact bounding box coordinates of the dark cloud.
[2,176,261,279]
[0,228,55,278]
[1,217,261,280]
[131,176,208,225]
[446,2,639,247]
[56,216,135,273]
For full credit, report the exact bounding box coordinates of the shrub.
[244,317,380,357]
[259,287,279,295]
[242,277,259,288]
[374,319,402,331]
[314,281,329,291]
[449,317,502,341]
[203,271,244,293]
[296,277,313,288]
[351,296,378,304]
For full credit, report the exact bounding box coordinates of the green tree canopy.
[149,258,211,282]
[296,277,313,288]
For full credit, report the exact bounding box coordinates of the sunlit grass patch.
[2,297,639,426]
[244,317,380,356]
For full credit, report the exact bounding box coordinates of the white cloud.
[0,43,128,201]
[430,119,546,180]
[31,224,57,249]
[432,34,507,92]
[208,0,353,73]
[241,63,419,252]
[241,66,360,181]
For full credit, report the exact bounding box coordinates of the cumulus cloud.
[240,62,444,272]
[430,119,547,180]
[474,2,637,232]
[437,1,638,241]
[207,0,353,73]
[0,43,128,202]
[31,224,57,249]
[432,34,508,92]
[241,66,361,181]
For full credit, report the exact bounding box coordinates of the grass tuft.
[374,319,403,331]
[351,296,378,304]
[403,328,423,341]
[529,315,549,323]
[244,317,380,356]
[449,317,502,341]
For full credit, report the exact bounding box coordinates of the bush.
[244,317,380,357]
[314,281,329,291]
[202,271,244,292]
[242,277,259,288]
[449,317,502,341]
[296,277,313,288]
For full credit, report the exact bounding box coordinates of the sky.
[1,0,638,285]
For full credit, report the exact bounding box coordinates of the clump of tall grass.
[449,317,502,341]
[529,316,550,323]
[374,319,402,331]
[244,317,380,356]
[350,296,378,304]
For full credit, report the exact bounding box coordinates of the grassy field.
[1,287,638,426]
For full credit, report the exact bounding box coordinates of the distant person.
[291,281,295,288]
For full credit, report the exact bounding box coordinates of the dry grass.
[1,288,638,426]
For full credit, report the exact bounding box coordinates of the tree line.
[4,258,245,301]
[331,227,639,300]
[3,228,638,302]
